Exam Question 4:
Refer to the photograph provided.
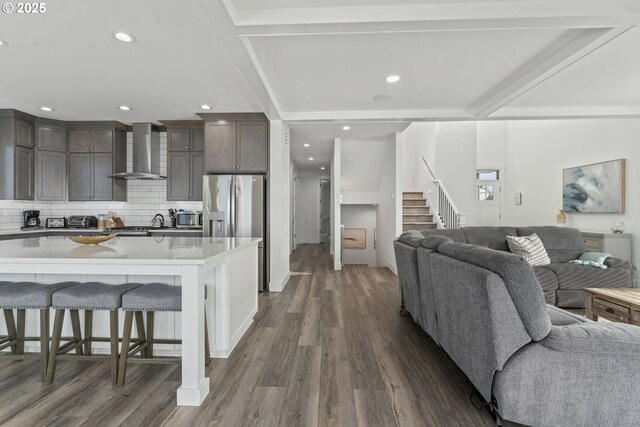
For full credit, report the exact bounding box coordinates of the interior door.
[476,180,502,226]
[320,179,331,244]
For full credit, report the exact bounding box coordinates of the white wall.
[0,132,202,231]
[331,138,341,270]
[402,122,436,190]
[477,121,508,169]
[503,118,639,270]
[295,170,329,244]
[341,205,378,266]
[376,132,402,272]
[434,122,478,226]
[268,120,291,292]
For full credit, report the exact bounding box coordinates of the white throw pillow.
[506,233,551,266]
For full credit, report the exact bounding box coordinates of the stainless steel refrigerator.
[203,175,268,290]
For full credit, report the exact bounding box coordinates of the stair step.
[403,223,437,232]
[403,199,427,207]
[402,192,424,200]
[403,214,433,223]
[403,206,430,214]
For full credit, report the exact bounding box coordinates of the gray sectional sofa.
[410,234,640,426]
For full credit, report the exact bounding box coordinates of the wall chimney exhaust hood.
[110,123,166,180]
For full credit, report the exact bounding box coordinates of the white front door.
[476,179,502,226]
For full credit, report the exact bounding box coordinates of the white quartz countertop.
[0,236,261,265]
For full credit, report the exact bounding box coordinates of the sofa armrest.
[493,326,640,425]
[603,256,631,269]
[541,322,640,355]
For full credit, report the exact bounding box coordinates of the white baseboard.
[387,260,398,275]
[269,271,291,292]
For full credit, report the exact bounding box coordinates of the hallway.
[0,244,493,426]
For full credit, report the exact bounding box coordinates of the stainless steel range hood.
[110,123,166,180]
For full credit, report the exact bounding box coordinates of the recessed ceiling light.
[303,143,310,147]
[321,167,326,170]
[115,32,135,43]
[40,106,53,112]
[0,40,7,47]
[386,75,400,83]
[373,94,394,102]
[200,104,211,110]
[342,126,350,131]
[308,157,314,161]
[119,105,131,111]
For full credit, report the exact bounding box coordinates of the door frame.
[319,178,331,244]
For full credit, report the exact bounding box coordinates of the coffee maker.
[22,210,41,229]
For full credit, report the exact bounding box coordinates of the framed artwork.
[563,159,625,213]
[343,228,366,249]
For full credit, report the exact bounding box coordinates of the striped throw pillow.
[506,233,551,266]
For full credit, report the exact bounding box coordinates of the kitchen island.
[0,235,261,406]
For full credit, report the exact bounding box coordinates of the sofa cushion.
[533,267,558,306]
[398,230,425,248]
[437,242,551,341]
[539,263,632,291]
[461,226,517,251]
[541,322,640,355]
[422,228,466,243]
[546,305,589,326]
[506,233,551,266]
[422,234,453,250]
[515,226,584,263]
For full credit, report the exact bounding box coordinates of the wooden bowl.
[69,234,117,246]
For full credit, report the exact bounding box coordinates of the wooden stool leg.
[204,308,211,367]
[70,310,83,356]
[3,309,17,355]
[46,309,65,385]
[40,309,50,383]
[146,311,154,359]
[109,311,119,387]
[134,311,146,358]
[117,311,134,388]
[84,310,93,355]
[16,309,26,355]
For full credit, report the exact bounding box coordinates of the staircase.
[402,192,437,232]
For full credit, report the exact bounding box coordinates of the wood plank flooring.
[0,244,494,426]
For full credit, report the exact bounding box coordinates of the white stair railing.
[420,157,466,229]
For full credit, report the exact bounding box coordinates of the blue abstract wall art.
[563,159,625,213]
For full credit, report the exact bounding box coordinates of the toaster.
[67,215,99,229]
[46,217,67,228]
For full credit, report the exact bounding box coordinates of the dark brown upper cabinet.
[162,121,205,201]
[0,110,36,200]
[198,113,269,173]
[67,122,128,201]
[35,119,68,201]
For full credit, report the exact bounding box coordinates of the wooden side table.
[584,288,640,326]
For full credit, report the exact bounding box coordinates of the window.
[478,185,494,201]
[476,170,499,180]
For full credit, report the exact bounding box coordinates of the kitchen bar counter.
[0,228,203,238]
[0,236,260,406]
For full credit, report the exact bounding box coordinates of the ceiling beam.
[471,25,634,118]
[193,0,282,120]
[281,109,476,123]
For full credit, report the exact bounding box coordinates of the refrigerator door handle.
[229,177,235,237]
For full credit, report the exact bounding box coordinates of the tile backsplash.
[0,132,202,231]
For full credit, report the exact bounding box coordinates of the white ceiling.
[0,0,261,123]
[2,0,640,169]
[290,122,408,171]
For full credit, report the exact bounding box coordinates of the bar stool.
[117,283,210,387]
[47,282,141,386]
[0,281,78,382]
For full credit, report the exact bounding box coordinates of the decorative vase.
[556,210,567,225]
[610,221,625,234]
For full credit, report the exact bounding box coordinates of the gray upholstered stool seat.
[0,281,79,309]
[121,283,181,312]
[47,282,143,387]
[0,281,78,383]
[117,283,210,387]
[52,282,142,310]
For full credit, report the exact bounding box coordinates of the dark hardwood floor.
[0,244,494,426]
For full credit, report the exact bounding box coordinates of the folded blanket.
[569,259,608,269]
[579,251,612,264]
